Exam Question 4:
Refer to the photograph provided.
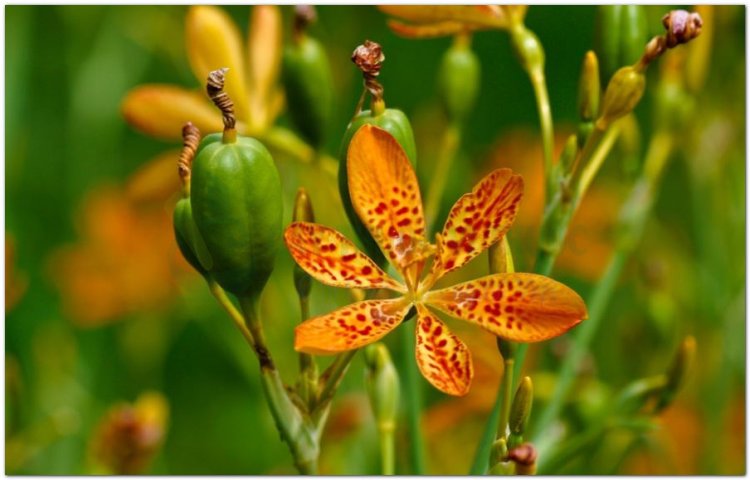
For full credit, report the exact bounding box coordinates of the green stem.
[379,426,396,475]
[424,121,461,234]
[497,358,515,440]
[207,279,255,350]
[314,349,358,417]
[297,296,318,409]
[529,69,555,200]
[401,324,426,474]
[468,376,506,474]
[238,295,320,475]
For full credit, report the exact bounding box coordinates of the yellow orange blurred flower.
[380,5,527,39]
[48,151,191,327]
[122,6,283,140]
[89,392,169,475]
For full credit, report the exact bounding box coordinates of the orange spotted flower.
[285,125,587,396]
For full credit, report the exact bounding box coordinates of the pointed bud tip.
[293,188,315,223]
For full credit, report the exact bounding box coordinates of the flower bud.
[578,51,600,122]
[507,443,537,475]
[508,376,533,447]
[489,437,509,470]
[292,188,315,299]
[656,335,696,412]
[364,343,400,433]
[596,65,645,130]
[438,36,480,122]
[558,134,578,171]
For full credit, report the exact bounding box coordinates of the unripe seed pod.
[597,65,645,130]
[191,133,282,298]
[594,6,647,81]
[282,34,333,148]
[438,38,480,122]
[338,109,417,267]
[174,197,213,275]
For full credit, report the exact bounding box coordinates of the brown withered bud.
[507,443,537,475]
[206,68,236,136]
[178,122,201,187]
[663,10,703,48]
[294,5,317,35]
[352,40,385,77]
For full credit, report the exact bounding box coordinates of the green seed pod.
[173,197,213,275]
[595,6,648,81]
[438,38,480,122]
[191,133,282,298]
[338,108,416,266]
[597,65,645,130]
[364,343,400,433]
[282,34,333,148]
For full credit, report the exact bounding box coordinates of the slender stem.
[315,350,358,416]
[529,70,555,200]
[401,324,426,474]
[468,379,506,474]
[379,426,396,475]
[575,125,622,205]
[497,358,515,440]
[207,280,255,349]
[424,121,461,234]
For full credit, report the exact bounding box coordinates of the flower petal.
[247,5,282,130]
[388,19,483,39]
[378,6,508,28]
[284,222,406,292]
[295,298,411,354]
[185,6,249,121]
[347,124,433,275]
[423,273,587,343]
[415,303,473,396]
[431,169,523,279]
[121,85,223,140]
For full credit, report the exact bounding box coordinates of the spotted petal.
[423,273,587,343]
[295,298,411,354]
[415,304,473,396]
[431,169,523,279]
[186,6,249,120]
[347,125,433,274]
[284,222,406,292]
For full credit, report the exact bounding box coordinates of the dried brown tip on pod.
[178,122,201,184]
[294,5,317,31]
[663,10,703,47]
[507,443,537,475]
[206,68,236,131]
[351,40,385,77]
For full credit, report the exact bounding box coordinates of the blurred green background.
[5,5,745,474]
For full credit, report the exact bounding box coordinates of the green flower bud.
[489,437,508,467]
[560,134,579,172]
[596,65,645,130]
[656,336,696,412]
[508,376,533,448]
[191,133,282,298]
[594,6,648,81]
[510,25,545,76]
[489,235,515,275]
[438,37,480,122]
[282,34,333,148]
[578,51,600,122]
[364,343,400,433]
[292,188,315,299]
[338,108,416,267]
